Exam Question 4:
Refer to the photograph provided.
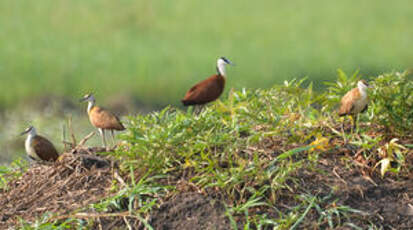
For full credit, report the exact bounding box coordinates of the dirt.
[274,141,413,230]
[148,192,231,230]
[0,152,114,228]
[299,166,413,229]
[343,179,413,228]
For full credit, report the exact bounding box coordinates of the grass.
[2,70,411,229]
[0,0,412,108]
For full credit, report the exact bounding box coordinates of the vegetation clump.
[0,71,412,229]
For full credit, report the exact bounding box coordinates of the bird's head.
[218,57,235,66]
[216,57,235,76]
[79,93,95,103]
[358,80,372,89]
[20,126,36,136]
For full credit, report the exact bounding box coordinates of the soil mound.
[0,131,411,229]
[148,193,231,230]
[0,153,114,228]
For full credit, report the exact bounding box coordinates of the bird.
[338,80,372,130]
[181,57,234,113]
[80,93,125,150]
[20,126,59,162]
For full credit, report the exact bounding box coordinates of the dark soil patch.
[343,179,413,228]
[148,192,231,230]
[278,146,413,229]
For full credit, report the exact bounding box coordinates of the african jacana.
[338,80,372,130]
[181,57,234,112]
[20,126,59,162]
[80,93,125,149]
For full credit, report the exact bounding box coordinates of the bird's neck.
[87,100,95,113]
[26,129,37,143]
[357,83,368,98]
[216,62,227,77]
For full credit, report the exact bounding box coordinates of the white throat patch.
[357,81,368,98]
[217,59,227,76]
[25,127,39,160]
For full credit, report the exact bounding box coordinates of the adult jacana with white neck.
[338,80,372,130]
[181,57,234,112]
[80,93,125,150]
[20,126,59,162]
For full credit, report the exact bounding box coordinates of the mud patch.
[148,192,231,230]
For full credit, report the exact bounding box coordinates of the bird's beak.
[79,98,86,102]
[228,61,236,66]
[20,130,29,136]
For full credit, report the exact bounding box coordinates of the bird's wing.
[32,136,59,161]
[182,75,223,104]
[91,107,125,130]
[338,88,358,116]
[187,82,202,94]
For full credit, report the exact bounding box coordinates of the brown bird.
[181,57,234,112]
[20,126,59,162]
[338,80,372,130]
[80,94,125,149]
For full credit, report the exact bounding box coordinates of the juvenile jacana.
[20,126,59,162]
[80,93,125,149]
[338,80,372,130]
[181,57,234,112]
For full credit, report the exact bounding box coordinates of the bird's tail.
[181,99,192,106]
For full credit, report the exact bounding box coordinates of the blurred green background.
[0,0,412,163]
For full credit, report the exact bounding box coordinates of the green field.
[0,0,412,109]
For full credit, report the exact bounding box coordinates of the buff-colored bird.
[338,80,372,130]
[80,94,125,149]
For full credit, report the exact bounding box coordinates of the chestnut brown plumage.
[182,74,226,106]
[338,80,371,130]
[181,57,234,108]
[80,94,125,149]
[21,126,59,162]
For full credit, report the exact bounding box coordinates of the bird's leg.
[110,130,116,147]
[194,104,205,116]
[98,128,107,150]
[353,115,358,133]
[340,118,348,144]
[194,105,200,116]
[354,115,362,140]
[103,129,109,151]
